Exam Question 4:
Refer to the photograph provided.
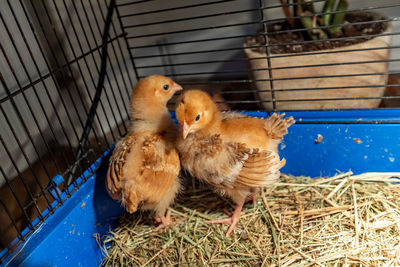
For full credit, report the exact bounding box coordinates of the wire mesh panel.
[0,0,132,261]
[118,0,400,113]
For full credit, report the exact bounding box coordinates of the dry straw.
[102,171,400,266]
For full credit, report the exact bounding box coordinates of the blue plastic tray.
[2,110,400,266]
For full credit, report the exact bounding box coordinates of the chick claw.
[222,209,245,217]
[154,210,171,232]
[208,203,245,237]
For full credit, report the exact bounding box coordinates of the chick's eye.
[195,114,201,121]
[163,84,169,90]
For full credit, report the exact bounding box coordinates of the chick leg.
[245,188,258,206]
[208,200,245,237]
[154,209,171,231]
[251,188,258,205]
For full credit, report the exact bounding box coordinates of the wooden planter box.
[244,14,392,110]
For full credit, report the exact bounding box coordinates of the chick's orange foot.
[208,202,244,237]
[154,209,172,231]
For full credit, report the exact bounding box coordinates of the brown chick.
[106,75,182,229]
[175,90,295,236]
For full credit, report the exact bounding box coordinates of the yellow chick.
[106,75,182,229]
[176,90,295,236]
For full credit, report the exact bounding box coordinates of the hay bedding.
[101,171,400,266]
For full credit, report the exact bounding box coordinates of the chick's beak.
[172,82,183,92]
[182,121,190,139]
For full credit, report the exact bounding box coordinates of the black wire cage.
[0,0,399,265]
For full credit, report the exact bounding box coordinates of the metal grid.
[1,0,400,263]
[0,0,133,261]
[120,0,400,114]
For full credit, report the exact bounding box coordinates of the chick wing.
[178,133,284,190]
[106,132,180,214]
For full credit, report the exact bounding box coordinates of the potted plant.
[244,0,392,110]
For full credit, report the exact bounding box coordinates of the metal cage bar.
[0,0,133,261]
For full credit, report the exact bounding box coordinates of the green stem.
[300,13,319,40]
[322,0,336,26]
[331,0,349,35]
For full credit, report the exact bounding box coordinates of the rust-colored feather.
[106,133,136,200]
[236,150,283,187]
[264,113,296,140]
[178,134,284,190]
[106,132,180,215]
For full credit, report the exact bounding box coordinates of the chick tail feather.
[263,113,295,140]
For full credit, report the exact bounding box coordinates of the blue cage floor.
[2,110,400,266]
